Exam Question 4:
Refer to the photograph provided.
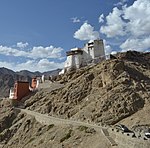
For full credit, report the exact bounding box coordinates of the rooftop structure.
[59,39,105,74]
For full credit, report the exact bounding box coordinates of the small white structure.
[41,75,45,83]
[65,47,83,71]
[9,88,15,99]
[59,39,105,74]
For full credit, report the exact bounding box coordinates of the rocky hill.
[24,51,150,125]
[0,51,150,148]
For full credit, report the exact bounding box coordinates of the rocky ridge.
[24,51,150,125]
[0,51,150,148]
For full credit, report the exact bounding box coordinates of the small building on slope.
[9,76,45,101]
[9,81,30,100]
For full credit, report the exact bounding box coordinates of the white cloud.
[100,7,126,38]
[111,51,117,55]
[71,17,80,23]
[0,61,14,70]
[103,39,117,55]
[100,0,150,52]
[98,14,104,23]
[120,37,150,52]
[30,45,63,59]
[114,0,128,6]
[0,59,64,72]
[100,0,150,38]
[74,22,100,41]
[103,40,112,55]
[0,42,65,72]
[0,45,28,57]
[17,42,29,48]
[0,45,64,59]
[37,59,64,71]
[123,0,150,37]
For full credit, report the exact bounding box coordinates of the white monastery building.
[59,39,105,74]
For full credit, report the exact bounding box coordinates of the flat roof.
[15,81,29,83]
[66,50,83,56]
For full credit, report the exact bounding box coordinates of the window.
[88,42,94,46]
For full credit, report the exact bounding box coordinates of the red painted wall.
[31,78,37,89]
[13,81,30,100]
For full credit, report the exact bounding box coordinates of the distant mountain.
[16,69,61,77]
[0,67,15,75]
[16,70,41,78]
[42,69,62,78]
[0,68,61,98]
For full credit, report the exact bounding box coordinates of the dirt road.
[16,108,117,147]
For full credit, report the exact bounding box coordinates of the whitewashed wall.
[93,40,105,58]
[60,39,105,74]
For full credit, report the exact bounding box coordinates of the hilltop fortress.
[59,39,105,74]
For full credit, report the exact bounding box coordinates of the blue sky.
[0,0,149,72]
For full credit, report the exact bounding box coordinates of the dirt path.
[16,108,118,147]
[38,81,64,92]
[101,128,117,146]
[19,108,102,129]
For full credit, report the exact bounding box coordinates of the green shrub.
[60,129,72,143]
[39,139,44,144]
[47,124,54,130]
[26,137,35,144]
[78,125,88,131]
